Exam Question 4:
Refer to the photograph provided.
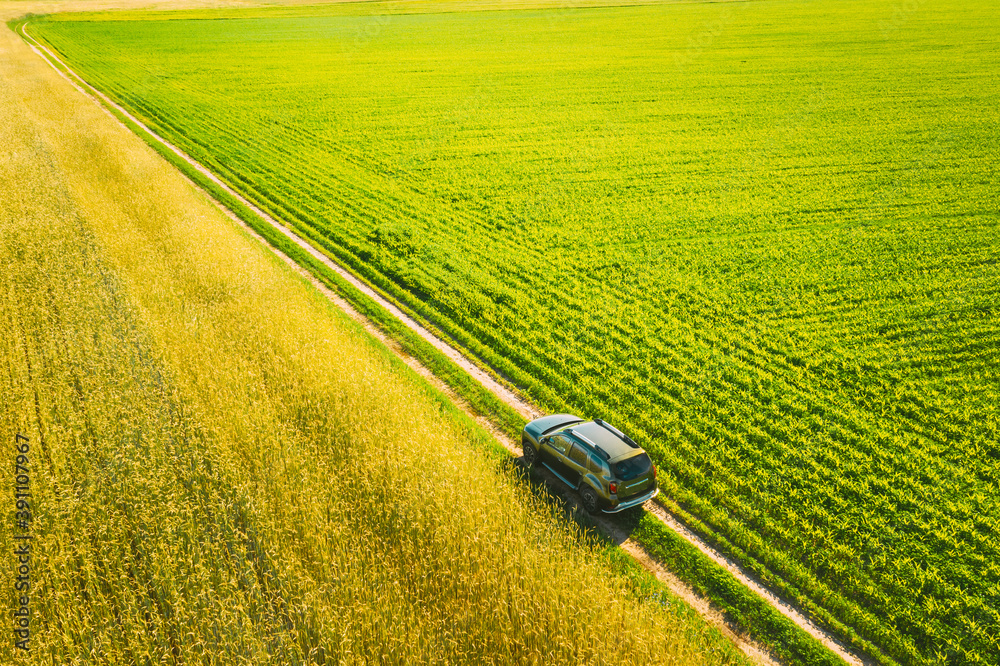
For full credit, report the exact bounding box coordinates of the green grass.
[27,0,1000,662]
[627,514,843,666]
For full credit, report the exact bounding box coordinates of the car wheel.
[522,441,537,467]
[580,486,599,515]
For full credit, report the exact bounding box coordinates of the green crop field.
[29,0,1000,662]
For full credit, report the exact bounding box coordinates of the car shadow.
[509,455,646,548]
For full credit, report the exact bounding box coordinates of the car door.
[540,433,574,481]
[564,441,590,488]
[587,452,611,495]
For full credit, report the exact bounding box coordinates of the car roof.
[564,421,638,461]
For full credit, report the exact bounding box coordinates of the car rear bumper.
[604,486,659,513]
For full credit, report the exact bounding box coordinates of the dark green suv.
[521,414,658,514]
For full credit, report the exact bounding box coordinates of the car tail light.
[609,481,618,494]
[652,465,657,479]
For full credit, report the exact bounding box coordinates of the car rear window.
[615,453,652,480]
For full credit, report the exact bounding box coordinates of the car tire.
[522,441,537,467]
[580,486,599,515]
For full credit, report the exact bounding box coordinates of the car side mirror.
[539,436,550,445]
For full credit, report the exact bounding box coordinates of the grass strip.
[655,497,896,666]
[631,514,847,666]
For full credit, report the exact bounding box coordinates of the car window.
[568,442,588,466]
[588,453,609,476]
[615,453,652,480]
[548,434,572,456]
